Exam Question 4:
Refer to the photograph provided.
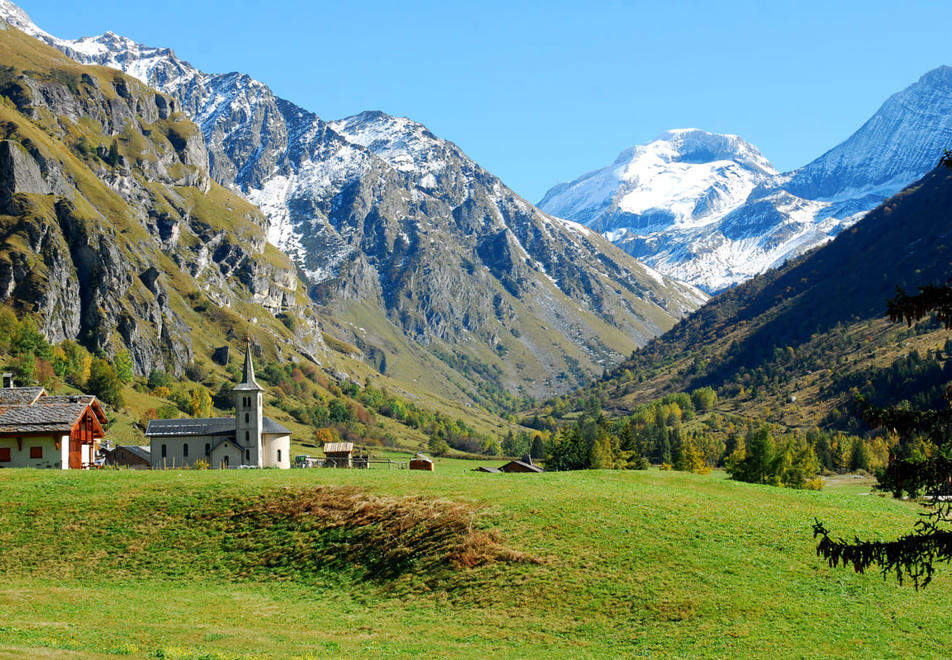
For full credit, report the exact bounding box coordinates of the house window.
[161,444,167,458]
[183,443,189,457]
[30,446,42,459]
[0,447,9,462]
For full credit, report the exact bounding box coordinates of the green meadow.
[0,464,947,659]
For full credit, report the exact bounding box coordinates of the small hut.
[409,453,434,471]
[500,455,544,473]
[323,442,354,468]
[104,445,151,469]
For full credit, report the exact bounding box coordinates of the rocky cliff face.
[4,4,708,397]
[0,22,323,376]
[540,68,952,293]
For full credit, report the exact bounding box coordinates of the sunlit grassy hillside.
[0,467,947,658]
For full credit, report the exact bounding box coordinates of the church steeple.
[233,339,263,466]
[233,338,263,392]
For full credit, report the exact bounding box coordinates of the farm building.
[0,385,107,469]
[409,454,434,471]
[322,442,354,468]
[104,445,151,469]
[145,342,291,469]
[500,457,544,473]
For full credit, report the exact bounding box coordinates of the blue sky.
[16,1,952,202]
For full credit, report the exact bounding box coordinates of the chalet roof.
[39,395,108,424]
[0,399,97,435]
[323,442,354,454]
[145,416,290,437]
[475,466,501,473]
[0,386,46,406]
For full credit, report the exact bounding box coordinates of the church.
[145,343,291,469]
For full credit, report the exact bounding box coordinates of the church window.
[245,413,249,424]
[205,443,210,455]
[277,449,282,463]
[161,444,167,458]
[183,443,189,457]
[245,431,249,443]
[245,449,250,461]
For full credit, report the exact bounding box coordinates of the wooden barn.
[500,458,544,473]
[0,387,107,469]
[322,442,354,468]
[104,445,151,469]
[409,454,434,471]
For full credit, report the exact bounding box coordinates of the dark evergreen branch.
[887,282,952,329]
[813,519,952,589]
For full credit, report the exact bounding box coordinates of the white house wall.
[0,435,68,469]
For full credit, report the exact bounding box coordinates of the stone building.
[145,343,291,469]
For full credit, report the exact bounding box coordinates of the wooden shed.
[323,442,354,468]
[104,445,151,469]
[500,459,544,473]
[409,453,434,471]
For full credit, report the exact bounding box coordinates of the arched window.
[277,449,282,463]
[245,431,250,443]
[245,413,249,424]
[245,449,250,461]
[205,443,210,455]
[183,443,189,457]
[161,444,167,458]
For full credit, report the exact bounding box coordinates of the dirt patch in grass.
[200,486,540,583]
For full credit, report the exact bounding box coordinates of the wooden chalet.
[0,387,107,469]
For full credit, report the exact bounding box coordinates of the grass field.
[0,466,947,659]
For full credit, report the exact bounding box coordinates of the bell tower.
[233,339,263,467]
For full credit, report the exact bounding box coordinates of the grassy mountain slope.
[0,467,947,657]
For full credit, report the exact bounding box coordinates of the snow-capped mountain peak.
[329,111,450,186]
[539,65,952,293]
[540,128,778,236]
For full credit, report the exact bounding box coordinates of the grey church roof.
[145,416,291,437]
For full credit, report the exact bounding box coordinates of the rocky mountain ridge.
[0,21,324,377]
[1,1,708,398]
[540,68,952,292]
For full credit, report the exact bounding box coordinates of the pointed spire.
[234,338,263,391]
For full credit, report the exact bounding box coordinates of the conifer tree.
[814,254,952,587]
